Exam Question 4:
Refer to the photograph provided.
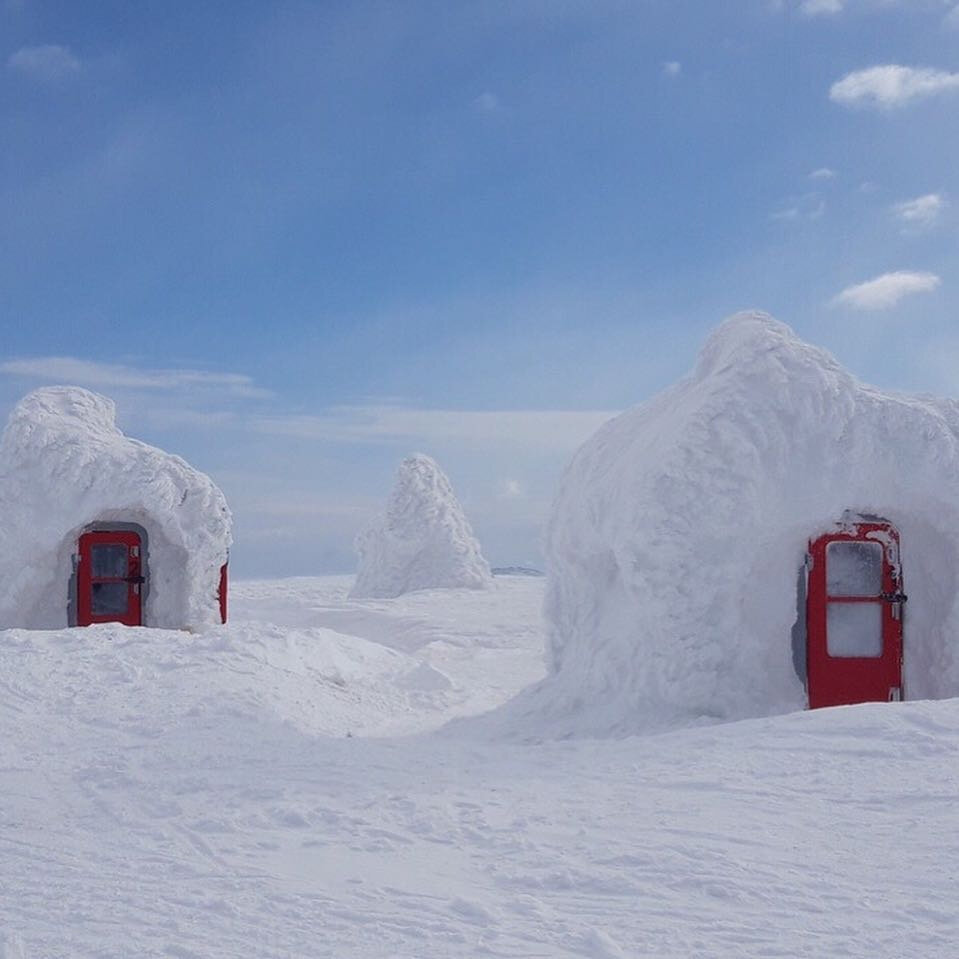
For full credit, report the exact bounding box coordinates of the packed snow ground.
[3,576,959,957]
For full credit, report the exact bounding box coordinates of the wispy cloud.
[662,61,681,78]
[809,167,837,180]
[7,44,80,81]
[800,0,843,16]
[891,193,945,231]
[0,356,270,398]
[247,405,617,451]
[832,271,941,310]
[134,403,619,454]
[945,5,959,29]
[830,65,959,109]
[771,192,826,221]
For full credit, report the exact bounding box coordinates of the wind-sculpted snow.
[3,577,959,958]
[0,386,231,629]
[527,312,959,737]
[351,453,493,598]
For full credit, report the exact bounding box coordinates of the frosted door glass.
[826,602,882,657]
[91,582,128,615]
[827,542,882,596]
[91,544,128,578]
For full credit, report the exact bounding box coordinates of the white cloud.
[832,271,941,310]
[662,61,681,78]
[800,0,844,15]
[945,5,959,29]
[892,193,945,231]
[830,65,959,109]
[7,44,80,81]
[809,167,837,180]
[0,356,270,398]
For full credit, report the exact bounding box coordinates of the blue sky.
[1,0,957,575]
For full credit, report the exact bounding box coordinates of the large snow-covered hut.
[526,312,959,737]
[0,387,232,630]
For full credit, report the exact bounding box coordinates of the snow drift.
[524,312,959,736]
[0,387,232,630]
[351,454,492,599]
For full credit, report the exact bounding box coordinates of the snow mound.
[350,454,492,599]
[0,387,231,630]
[522,312,959,737]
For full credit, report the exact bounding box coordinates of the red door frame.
[218,562,228,624]
[806,521,904,709]
[76,530,144,627]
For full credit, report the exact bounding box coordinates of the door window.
[91,544,129,579]
[825,540,884,658]
[91,581,130,615]
[826,602,883,657]
[826,541,882,596]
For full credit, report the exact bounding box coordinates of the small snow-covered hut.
[526,312,959,737]
[0,387,232,630]
[351,453,492,599]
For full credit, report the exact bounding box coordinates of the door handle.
[125,576,145,585]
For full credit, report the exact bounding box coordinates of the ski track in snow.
[3,576,959,957]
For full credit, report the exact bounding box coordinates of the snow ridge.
[351,454,492,598]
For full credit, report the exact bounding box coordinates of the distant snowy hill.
[351,453,493,599]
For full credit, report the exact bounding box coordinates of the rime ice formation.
[350,454,492,599]
[0,387,232,630]
[524,312,959,737]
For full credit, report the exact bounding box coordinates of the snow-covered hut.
[351,453,492,599]
[530,312,959,736]
[0,387,232,630]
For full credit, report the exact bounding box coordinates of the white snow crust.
[527,312,959,736]
[3,576,959,958]
[0,387,231,630]
[350,453,493,599]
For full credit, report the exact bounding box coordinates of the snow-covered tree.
[350,454,492,599]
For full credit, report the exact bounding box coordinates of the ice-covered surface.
[0,387,231,630]
[3,576,959,957]
[350,453,493,599]
[521,312,959,737]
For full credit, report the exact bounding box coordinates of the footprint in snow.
[580,928,627,959]
[448,896,497,926]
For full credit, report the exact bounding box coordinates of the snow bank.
[525,312,959,736]
[0,387,231,629]
[351,454,492,599]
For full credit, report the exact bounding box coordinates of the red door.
[76,530,144,627]
[218,562,228,624]
[806,521,905,709]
